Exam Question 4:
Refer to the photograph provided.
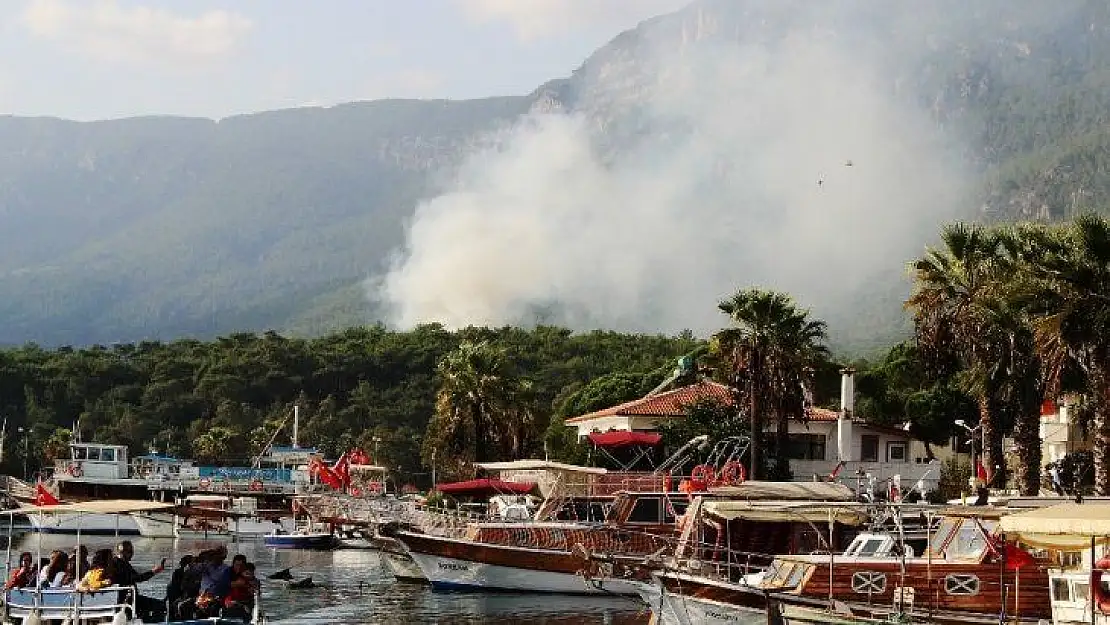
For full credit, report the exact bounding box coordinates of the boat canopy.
[7,499,175,515]
[703,500,867,525]
[587,431,662,448]
[435,478,536,497]
[707,481,856,501]
[999,502,1110,548]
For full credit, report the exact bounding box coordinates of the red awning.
[588,431,663,448]
[434,478,535,498]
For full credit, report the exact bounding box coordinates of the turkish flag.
[35,483,59,506]
[1003,543,1036,570]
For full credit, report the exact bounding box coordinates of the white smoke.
[371,23,970,344]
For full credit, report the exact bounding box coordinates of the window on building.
[787,434,826,460]
[861,435,879,462]
[887,442,907,463]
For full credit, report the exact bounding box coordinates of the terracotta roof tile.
[565,380,734,423]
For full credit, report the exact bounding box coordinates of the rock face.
[2,0,1109,347]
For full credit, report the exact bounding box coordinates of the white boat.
[22,508,140,535]
[131,494,293,538]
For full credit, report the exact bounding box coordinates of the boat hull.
[132,513,288,538]
[395,531,640,595]
[380,549,427,582]
[25,511,140,535]
[264,533,338,550]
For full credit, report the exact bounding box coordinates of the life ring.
[367,482,383,494]
[1091,555,1110,613]
[249,479,264,492]
[68,464,83,478]
[199,477,212,489]
[718,461,747,485]
[350,486,363,497]
[690,464,715,490]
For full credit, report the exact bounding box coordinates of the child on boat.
[4,552,36,589]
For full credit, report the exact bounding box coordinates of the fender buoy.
[1092,555,1110,613]
[690,464,715,490]
[663,474,674,492]
[249,479,264,492]
[718,461,747,485]
[68,464,83,478]
[199,477,212,489]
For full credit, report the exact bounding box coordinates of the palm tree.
[1012,215,1110,493]
[423,341,534,477]
[713,289,828,480]
[908,223,1011,487]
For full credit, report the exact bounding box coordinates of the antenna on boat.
[0,417,6,464]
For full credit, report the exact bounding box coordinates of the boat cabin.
[59,443,130,480]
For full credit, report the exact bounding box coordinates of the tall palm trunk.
[1011,404,1043,495]
[775,409,789,479]
[748,356,761,481]
[1092,364,1110,495]
[977,396,1004,487]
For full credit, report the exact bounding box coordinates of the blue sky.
[0,0,687,121]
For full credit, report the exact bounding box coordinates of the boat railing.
[4,585,138,622]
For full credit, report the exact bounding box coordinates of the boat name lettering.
[704,610,742,621]
[438,562,469,571]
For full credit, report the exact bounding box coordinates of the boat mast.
[292,404,300,450]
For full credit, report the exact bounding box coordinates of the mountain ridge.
[3,0,1110,350]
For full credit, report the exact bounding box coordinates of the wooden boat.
[394,482,863,595]
[650,507,1052,625]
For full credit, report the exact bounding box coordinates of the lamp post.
[954,419,985,489]
[371,436,382,465]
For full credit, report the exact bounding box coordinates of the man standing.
[113,540,166,621]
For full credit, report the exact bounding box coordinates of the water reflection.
[6,533,649,624]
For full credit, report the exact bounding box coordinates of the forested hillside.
[4,1,1110,349]
[0,326,702,484]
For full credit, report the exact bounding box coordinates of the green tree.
[712,289,828,479]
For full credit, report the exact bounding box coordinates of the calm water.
[8,533,650,625]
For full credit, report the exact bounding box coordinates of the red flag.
[976,460,991,482]
[35,483,59,506]
[332,452,351,489]
[309,457,343,490]
[1003,543,1035,570]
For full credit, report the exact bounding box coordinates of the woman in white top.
[38,550,68,588]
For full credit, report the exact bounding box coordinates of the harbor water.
[7,533,652,624]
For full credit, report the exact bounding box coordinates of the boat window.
[1074,580,1091,603]
[852,571,887,594]
[948,520,996,559]
[784,564,810,588]
[72,447,87,460]
[663,498,688,524]
[1059,551,1083,568]
[1051,577,1071,602]
[856,538,887,557]
[944,574,980,596]
[626,497,662,523]
[101,448,115,462]
[929,518,958,556]
[86,448,101,461]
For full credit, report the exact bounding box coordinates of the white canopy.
[999,502,1110,549]
[707,481,856,502]
[3,500,175,516]
[703,500,868,525]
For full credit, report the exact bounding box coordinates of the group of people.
[3,541,259,622]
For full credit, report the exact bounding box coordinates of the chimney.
[838,367,856,462]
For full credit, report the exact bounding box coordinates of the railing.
[4,585,137,622]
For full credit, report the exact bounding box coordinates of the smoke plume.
[371,9,971,347]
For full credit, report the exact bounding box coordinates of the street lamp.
[954,419,986,489]
[371,436,382,465]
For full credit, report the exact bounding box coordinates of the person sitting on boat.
[37,550,68,588]
[113,540,167,621]
[71,545,89,579]
[4,552,36,589]
[222,561,258,620]
[166,554,194,620]
[76,548,116,592]
[195,546,232,617]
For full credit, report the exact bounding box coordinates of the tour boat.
[1,499,267,624]
[131,494,294,538]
